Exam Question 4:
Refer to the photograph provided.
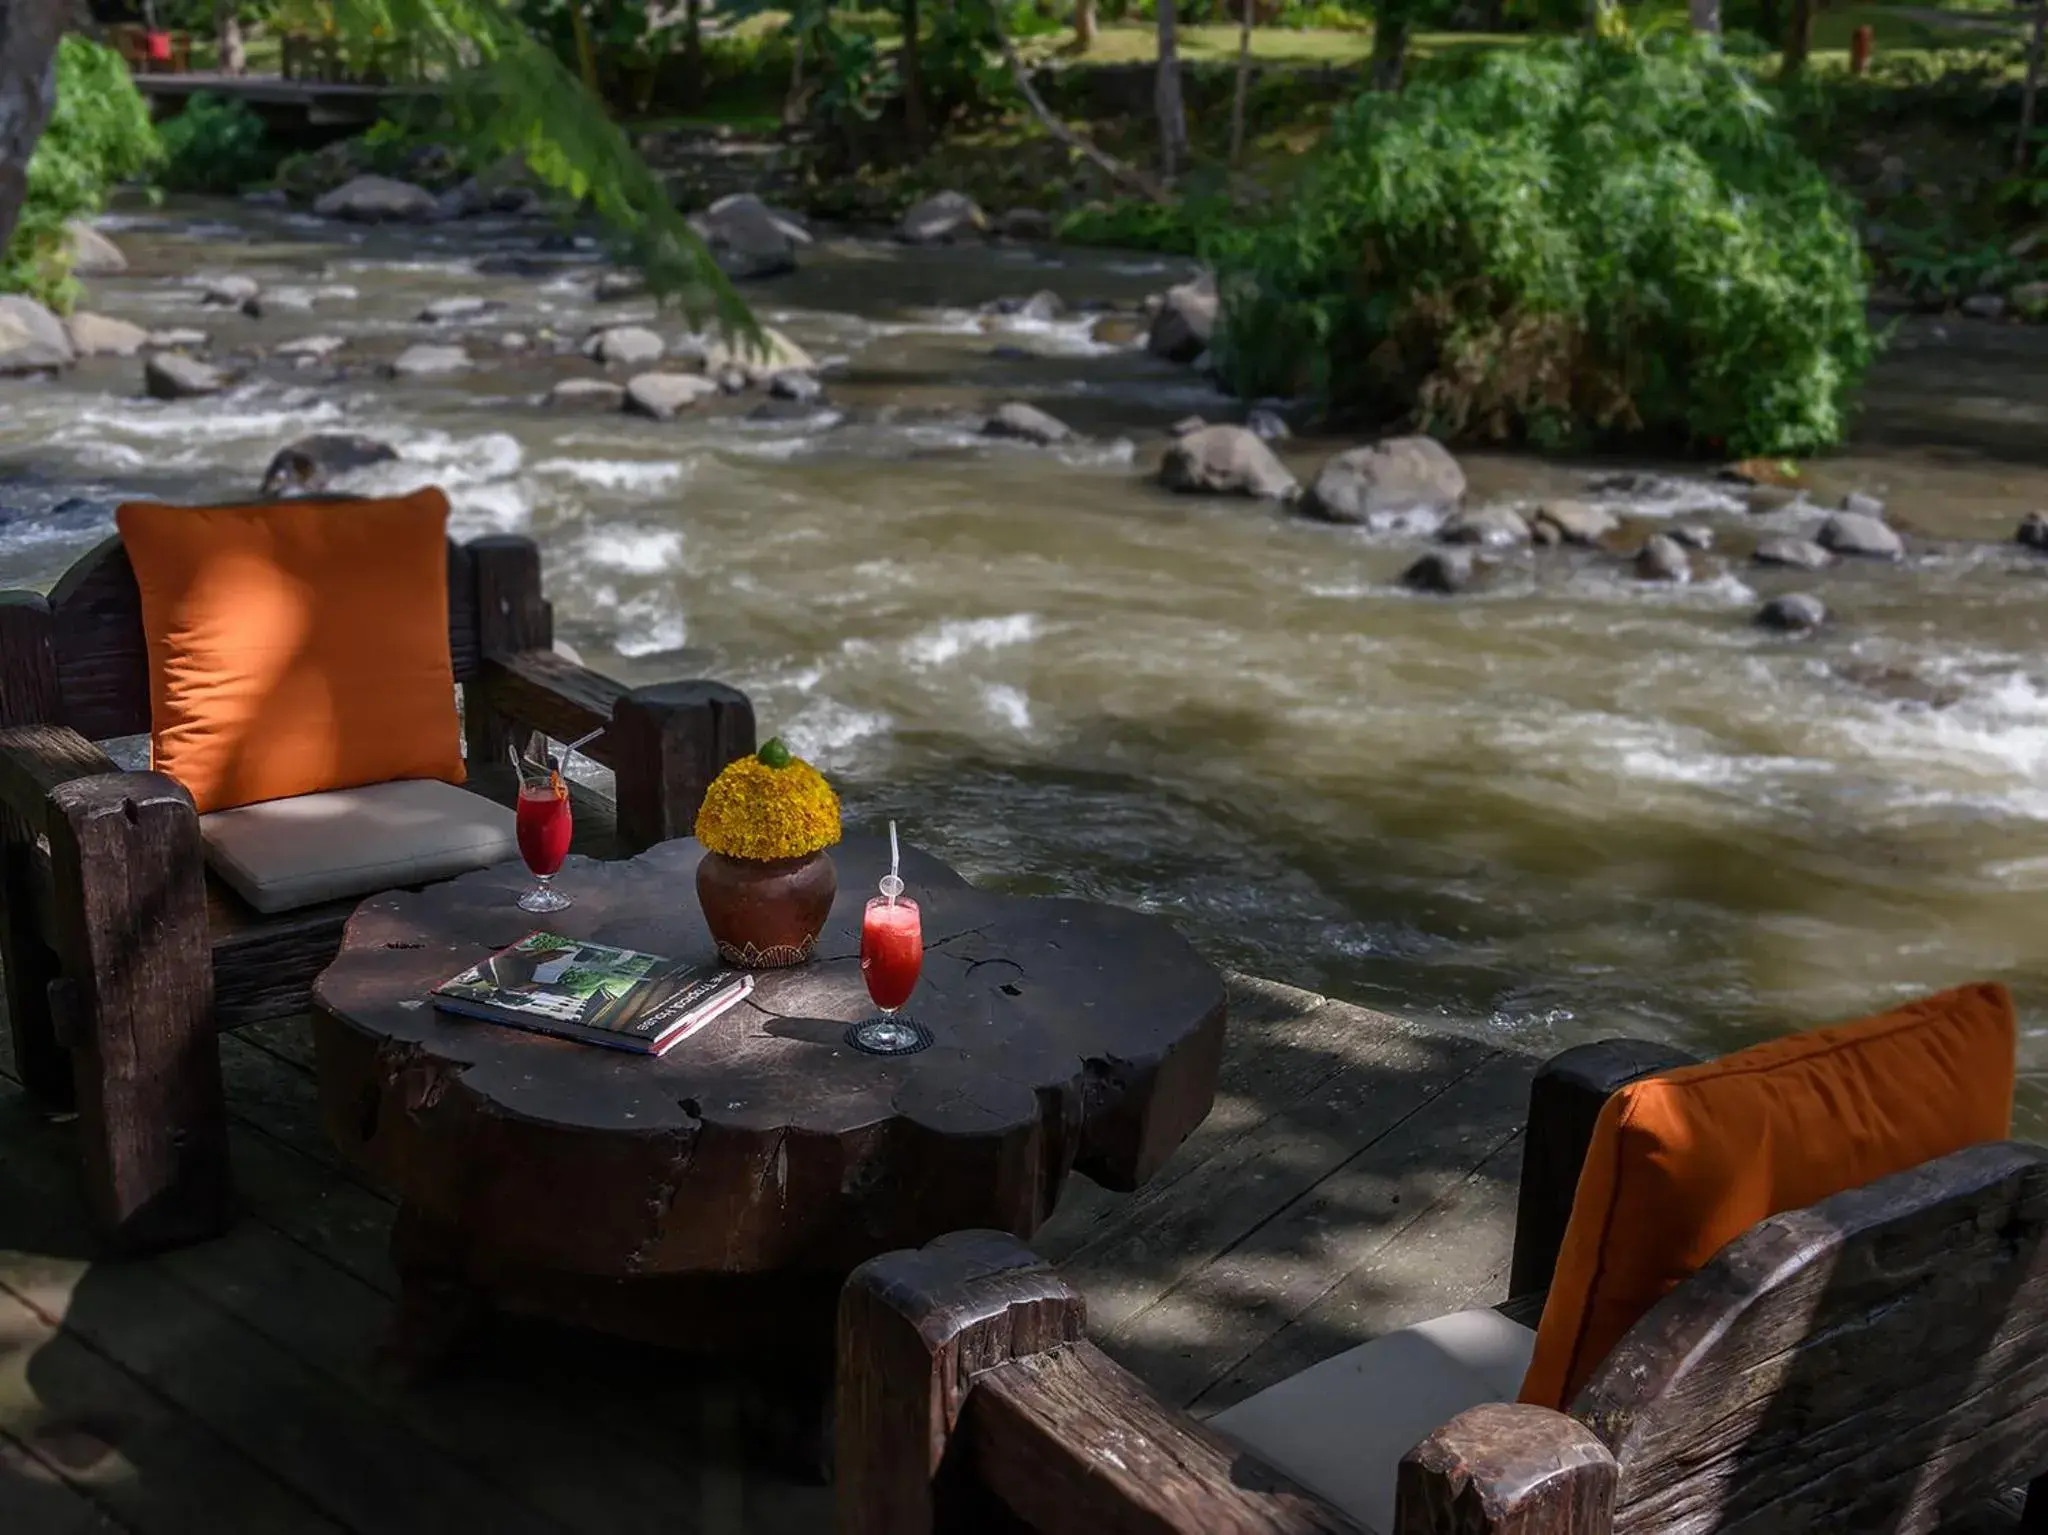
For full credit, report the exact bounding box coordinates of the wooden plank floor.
[0,973,1537,1534]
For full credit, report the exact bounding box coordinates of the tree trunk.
[0,0,68,265]
[1781,0,1813,73]
[1756,0,1781,45]
[1369,9,1408,90]
[1689,0,1721,31]
[1075,0,1097,51]
[902,0,925,146]
[988,0,1165,199]
[683,0,704,110]
[784,27,807,128]
[216,1,246,74]
[1155,0,1188,183]
[1230,0,1253,163]
[2021,0,2048,172]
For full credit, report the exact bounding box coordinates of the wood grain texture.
[472,650,627,766]
[0,725,119,832]
[0,590,61,731]
[1508,1040,1701,1301]
[962,1342,1367,1535]
[836,1230,1083,1535]
[465,535,553,770]
[1583,1140,2048,1535]
[610,681,756,855]
[1397,1402,1618,1535]
[313,835,1227,1285]
[43,771,232,1250]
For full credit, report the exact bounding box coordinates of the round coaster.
[845,1016,932,1056]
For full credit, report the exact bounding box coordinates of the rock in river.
[1529,499,1618,546]
[694,193,808,280]
[314,174,439,223]
[65,312,147,358]
[0,296,73,373]
[1754,536,1833,571]
[1403,549,1477,594]
[1818,510,1904,559]
[1758,593,1828,633]
[769,371,823,404]
[998,208,1053,241]
[1146,273,1216,364]
[64,220,127,275]
[388,343,473,378]
[2019,511,2048,551]
[583,325,665,367]
[199,274,260,307]
[1157,424,1297,501]
[898,191,986,245]
[1303,436,1467,528]
[1439,506,1530,547]
[983,402,1073,446]
[594,271,647,303]
[146,328,209,350]
[625,372,720,420]
[1635,533,1691,583]
[145,352,229,399]
[700,327,815,385]
[1245,408,1291,443]
[547,378,627,412]
[418,296,505,324]
[1841,490,1886,518]
[260,433,399,496]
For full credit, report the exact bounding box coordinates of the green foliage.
[1056,198,1211,253]
[1,36,161,312]
[159,94,282,193]
[1206,35,1875,455]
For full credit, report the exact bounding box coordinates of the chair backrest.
[1580,1139,2048,1535]
[2,535,484,741]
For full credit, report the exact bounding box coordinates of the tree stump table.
[311,833,1226,1391]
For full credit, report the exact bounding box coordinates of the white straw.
[560,725,604,775]
[508,742,530,789]
[889,821,900,904]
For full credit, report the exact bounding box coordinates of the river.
[4,196,2047,1128]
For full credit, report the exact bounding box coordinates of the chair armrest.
[472,655,755,855]
[1509,1039,1703,1300]
[0,725,124,836]
[1396,1403,1617,1535]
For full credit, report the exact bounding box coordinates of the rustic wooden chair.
[836,1039,2048,1535]
[0,526,755,1253]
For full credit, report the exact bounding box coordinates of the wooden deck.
[0,971,1536,1534]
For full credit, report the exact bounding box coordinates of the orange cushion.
[115,490,465,814]
[1519,981,2017,1411]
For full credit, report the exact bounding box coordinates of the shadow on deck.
[0,972,1537,1533]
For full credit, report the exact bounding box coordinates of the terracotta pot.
[696,850,837,968]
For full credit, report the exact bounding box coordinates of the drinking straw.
[508,742,532,791]
[886,821,901,905]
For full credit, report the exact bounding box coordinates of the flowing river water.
[5,196,2048,1126]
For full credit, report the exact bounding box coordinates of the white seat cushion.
[200,778,519,914]
[1207,1308,1536,1535]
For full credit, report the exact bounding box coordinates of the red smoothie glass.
[859,895,923,1042]
[516,780,573,913]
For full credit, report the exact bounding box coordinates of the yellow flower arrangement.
[694,738,842,862]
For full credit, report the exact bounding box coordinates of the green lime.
[757,737,793,769]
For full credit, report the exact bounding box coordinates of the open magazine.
[432,931,753,1056]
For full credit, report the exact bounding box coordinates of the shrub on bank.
[1,36,161,312]
[1206,36,1875,455]
[160,94,282,193]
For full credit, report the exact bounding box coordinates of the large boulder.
[260,434,399,496]
[583,325,665,368]
[1530,499,1619,547]
[624,372,719,420]
[1157,425,1297,501]
[1818,510,1904,559]
[1757,593,1828,633]
[1635,533,1691,583]
[387,343,473,378]
[897,191,986,245]
[1303,436,1467,528]
[983,401,1073,446]
[1403,549,1479,594]
[64,220,127,276]
[693,193,808,280]
[700,327,815,385]
[199,274,260,308]
[65,312,149,358]
[145,352,229,399]
[1438,506,1531,548]
[547,378,627,412]
[1146,274,1217,364]
[0,296,73,374]
[314,174,439,224]
[1754,535,1833,571]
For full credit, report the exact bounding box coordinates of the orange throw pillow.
[116,490,466,814]
[1519,981,2017,1411]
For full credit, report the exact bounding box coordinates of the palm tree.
[0,0,752,335]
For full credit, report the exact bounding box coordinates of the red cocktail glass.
[515,737,574,913]
[854,894,923,1052]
